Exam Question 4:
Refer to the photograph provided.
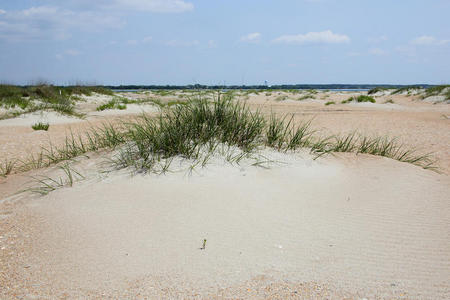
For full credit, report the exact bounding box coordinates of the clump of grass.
[424,85,450,100]
[26,162,85,195]
[356,95,376,103]
[368,87,388,95]
[152,90,176,97]
[96,98,127,111]
[0,159,16,177]
[32,122,50,131]
[342,95,376,104]
[297,95,314,101]
[392,86,422,95]
[384,99,394,104]
[0,84,114,118]
[325,101,335,106]
[275,95,288,101]
[3,95,437,176]
[341,97,353,104]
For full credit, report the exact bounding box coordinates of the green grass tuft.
[32,122,50,131]
[2,95,437,176]
[356,95,376,103]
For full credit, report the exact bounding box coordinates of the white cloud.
[0,0,193,42]
[240,32,261,43]
[369,48,387,56]
[127,39,138,45]
[107,0,194,13]
[0,6,124,41]
[411,35,450,46]
[273,30,350,44]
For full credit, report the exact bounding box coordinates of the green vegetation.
[392,86,422,95]
[32,122,50,131]
[342,95,376,104]
[424,85,450,100]
[26,162,85,195]
[152,90,177,97]
[384,99,394,104]
[0,84,114,119]
[325,101,335,106]
[297,95,315,101]
[275,95,288,101]
[96,98,127,111]
[357,95,376,103]
[341,97,354,104]
[1,95,436,177]
[368,87,389,95]
[0,159,16,177]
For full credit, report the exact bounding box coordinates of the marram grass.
[1,95,437,177]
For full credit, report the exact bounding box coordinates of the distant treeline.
[105,84,433,90]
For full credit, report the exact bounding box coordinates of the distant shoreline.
[107,84,432,91]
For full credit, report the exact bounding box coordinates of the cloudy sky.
[0,0,449,85]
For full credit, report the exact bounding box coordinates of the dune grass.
[0,84,114,118]
[392,86,422,95]
[26,162,85,195]
[0,159,16,177]
[32,122,50,131]
[325,101,335,106]
[368,87,389,95]
[342,95,376,104]
[1,94,436,177]
[424,85,450,100]
[96,98,127,111]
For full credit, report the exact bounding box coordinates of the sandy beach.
[1,90,449,299]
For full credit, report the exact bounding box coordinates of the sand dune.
[1,91,449,298]
[1,151,449,298]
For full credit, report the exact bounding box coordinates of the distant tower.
[264,80,268,87]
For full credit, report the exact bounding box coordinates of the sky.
[0,0,449,85]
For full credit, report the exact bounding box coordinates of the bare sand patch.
[87,103,159,117]
[0,111,83,127]
[1,151,449,298]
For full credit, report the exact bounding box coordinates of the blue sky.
[0,0,449,85]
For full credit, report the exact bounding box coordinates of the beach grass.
[342,95,376,104]
[32,122,50,131]
[0,84,114,118]
[1,94,437,176]
[424,85,450,100]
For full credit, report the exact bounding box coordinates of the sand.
[1,91,450,298]
[0,111,83,127]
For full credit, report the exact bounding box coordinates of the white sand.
[0,111,83,127]
[9,151,450,298]
[87,103,159,116]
